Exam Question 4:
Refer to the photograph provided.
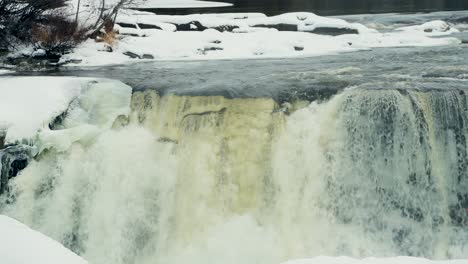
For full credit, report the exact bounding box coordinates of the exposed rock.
[174,21,207,31]
[116,22,138,29]
[252,23,298,31]
[305,27,359,36]
[0,145,32,195]
[0,130,4,149]
[137,23,162,30]
[213,25,239,32]
[198,46,224,55]
[123,51,142,59]
[123,52,154,60]
[121,33,144,37]
[294,46,304,51]
[142,54,154,59]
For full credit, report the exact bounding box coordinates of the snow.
[0,215,88,264]
[0,77,132,146]
[282,257,468,264]
[396,20,460,36]
[0,69,13,75]
[0,77,85,143]
[59,11,462,67]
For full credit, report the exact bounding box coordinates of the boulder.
[174,21,207,31]
[123,51,141,59]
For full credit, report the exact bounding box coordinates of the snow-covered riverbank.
[57,10,462,66]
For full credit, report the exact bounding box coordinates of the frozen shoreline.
[56,11,462,67]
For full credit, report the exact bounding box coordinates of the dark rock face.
[172,21,239,32]
[0,145,32,195]
[252,23,298,31]
[304,27,359,36]
[174,21,207,31]
[123,51,142,59]
[116,23,138,29]
[123,51,154,60]
[137,23,162,30]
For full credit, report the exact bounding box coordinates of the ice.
[0,215,88,264]
[0,77,85,143]
[0,77,132,147]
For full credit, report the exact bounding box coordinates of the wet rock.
[137,23,162,30]
[0,145,32,195]
[123,52,154,60]
[305,27,359,36]
[252,23,298,31]
[116,22,138,29]
[142,54,154,59]
[123,51,142,59]
[0,130,4,149]
[6,51,62,66]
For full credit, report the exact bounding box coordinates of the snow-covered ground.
[0,215,88,264]
[58,10,462,66]
[283,257,468,264]
[0,69,13,75]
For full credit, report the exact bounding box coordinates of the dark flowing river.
[141,0,468,16]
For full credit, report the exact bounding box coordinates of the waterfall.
[0,85,466,263]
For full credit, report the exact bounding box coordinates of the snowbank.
[283,257,468,264]
[0,77,85,143]
[396,20,460,36]
[60,11,461,67]
[0,215,88,264]
[0,69,13,75]
[0,77,132,146]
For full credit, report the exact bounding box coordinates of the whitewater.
[0,75,466,264]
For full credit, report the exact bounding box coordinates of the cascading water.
[0,84,466,263]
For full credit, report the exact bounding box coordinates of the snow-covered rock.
[0,77,132,146]
[396,20,460,36]
[0,215,88,264]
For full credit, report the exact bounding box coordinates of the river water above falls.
[1,11,468,264]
